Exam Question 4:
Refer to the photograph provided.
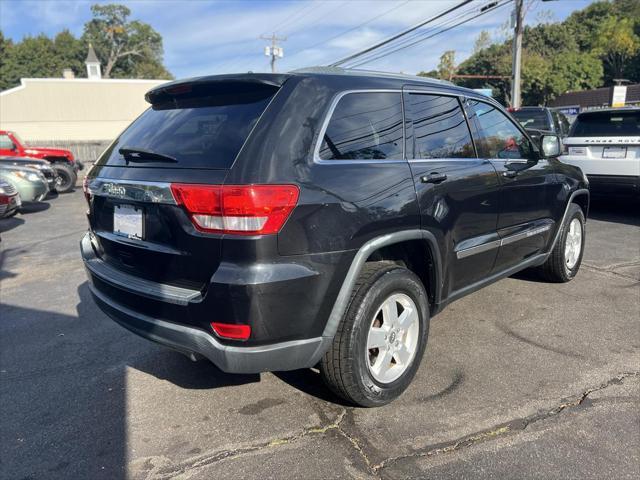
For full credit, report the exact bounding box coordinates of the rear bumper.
[80,232,333,373]
[89,284,329,373]
[587,174,639,196]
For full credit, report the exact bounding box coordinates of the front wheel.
[539,203,585,282]
[53,164,77,193]
[320,262,430,407]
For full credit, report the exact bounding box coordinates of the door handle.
[503,170,518,178]
[421,172,448,184]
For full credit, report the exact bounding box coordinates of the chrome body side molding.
[456,223,553,259]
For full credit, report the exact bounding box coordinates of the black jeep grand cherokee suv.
[81,68,589,407]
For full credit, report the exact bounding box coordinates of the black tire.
[53,164,77,193]
[320,262,430,407]
[539,203,585,282]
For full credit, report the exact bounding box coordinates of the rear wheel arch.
[367,238,439,310]
[321,230,442,340]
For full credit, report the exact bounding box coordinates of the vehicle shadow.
[0,215,25,234]
[588,196,639,226]
[0,246,20,280]
[128,349,261,390]
[0,284,127,480]
[19,201,51,214]
[273,369,350,406]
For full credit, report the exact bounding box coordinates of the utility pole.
[261,33,286,73]
[510,0,524,108]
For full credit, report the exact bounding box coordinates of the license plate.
[602,146,627,159]
[568,146,586,156]
[114,205,143,239]
[14,194,22,207]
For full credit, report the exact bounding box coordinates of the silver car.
[0,165,49,202]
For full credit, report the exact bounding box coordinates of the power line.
[287,0,411,58]
[281,0,350,37]
[267,0,318,35]
[346,0,513,68]
[343,1,509,68]
[329,0,475,67]
[342,2,484,68]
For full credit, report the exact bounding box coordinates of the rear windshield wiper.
[118,146,178,163]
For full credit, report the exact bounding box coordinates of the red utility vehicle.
[0,130,83,193]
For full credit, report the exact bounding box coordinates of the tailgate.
[86,77,284,291]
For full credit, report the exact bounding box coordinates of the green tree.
[592,16,640,80]
[437,50,456,81]
[82,3,172,79]
[0,35,59,88]
[53,30,86,77]
[473,31,491,54]
[0,31,13,90]
[417,69,439,78]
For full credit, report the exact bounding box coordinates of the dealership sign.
[611,86,627,107]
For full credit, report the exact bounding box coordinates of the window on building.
[319,92,403,161]
[407,94,475,159]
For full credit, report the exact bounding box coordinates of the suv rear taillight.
[170,184,299,235]
[82,176,91,205]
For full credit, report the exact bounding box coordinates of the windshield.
[96,85,278,169]
[570,110,640,137]
[11,132,24,145]
[511,109,550,130]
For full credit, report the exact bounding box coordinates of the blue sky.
[0,0,596,78]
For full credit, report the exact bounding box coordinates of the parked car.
[0,130,82,193]
[81,69,589,407]
[560,108,639,198]
[0,165,49,203]
[0,156,60,192]
[509,107,572,138]
[0,180,21,218]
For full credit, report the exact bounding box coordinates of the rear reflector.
[211,322,251,340]
[171,184,299,235]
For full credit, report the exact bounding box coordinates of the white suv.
[561,108,639,197]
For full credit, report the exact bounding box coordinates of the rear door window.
[570,111,640,137]
[406,93,475,159]
[318,92,403,161]
[96,85,278,169]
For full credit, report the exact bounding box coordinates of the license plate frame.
[602,146,627,159]
[113,204,144,240]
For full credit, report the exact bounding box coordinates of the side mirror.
[540,134,561,158]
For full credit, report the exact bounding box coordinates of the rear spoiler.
[145,74,291,104]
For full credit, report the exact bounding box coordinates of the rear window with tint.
[96,84,278,169]
[319,92,403,160]
[511,109,550,130]
[570,110,640,137]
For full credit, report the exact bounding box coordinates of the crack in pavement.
[141,410,359,480]
[582,263,640,282]
[370,372,639,473]
[133,372,639,479]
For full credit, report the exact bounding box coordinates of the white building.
[0,46,168,160]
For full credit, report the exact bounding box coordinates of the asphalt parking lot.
[1,191,638,480]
